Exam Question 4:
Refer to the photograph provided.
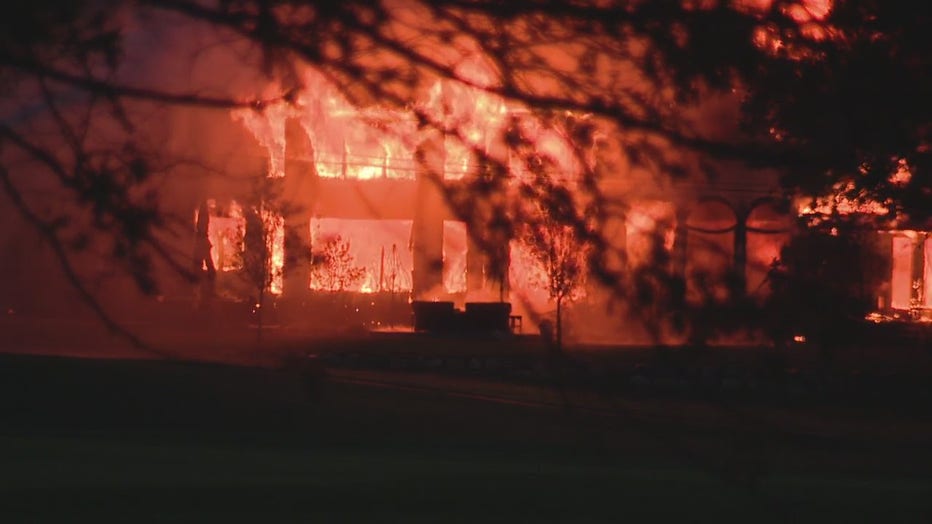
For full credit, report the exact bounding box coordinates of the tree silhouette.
[741,1,932,224]
[240,175,297,342]
[765,217,888,357]
[310,234,366,293]
[520,209,588,352]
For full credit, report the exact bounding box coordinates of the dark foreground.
[0,352,931,523]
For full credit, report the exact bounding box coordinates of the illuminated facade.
[192,68,927,334]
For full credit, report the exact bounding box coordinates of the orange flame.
[267,210,285,295]
[234,60,585,184]
[205,200,245,272]
[234,60,592,303]
[796,182,891,217]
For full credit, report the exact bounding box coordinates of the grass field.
[0,350,930,522]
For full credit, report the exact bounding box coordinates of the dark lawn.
[0,353,930,522]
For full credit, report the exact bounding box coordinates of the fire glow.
[231,61,590,303]
[232,63,513,182]
[308,218,469,295]
[267,210,285,295]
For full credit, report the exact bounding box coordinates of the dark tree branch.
[2,56,283,109]
[0,166,175,359]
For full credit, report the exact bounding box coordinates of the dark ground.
[1,315,931,522]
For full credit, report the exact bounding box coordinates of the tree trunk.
[556,296,563,352]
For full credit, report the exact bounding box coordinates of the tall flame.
[204,199,245,272]
[306,218,469,295]
[233,102,289,178]
[233,60,593,303]
[232,59,571,183]
[266,209,285,295]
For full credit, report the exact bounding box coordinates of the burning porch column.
[485,213,512,302]
[464,156,512,300]
[412,129,445,299]
[192,198,216,300]
[282,118,316,298]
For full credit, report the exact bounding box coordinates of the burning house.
[0,0,926,347]
[0,0,928,358]
[193,67,525,332]
[186,66,806,339]
[189,63,930,342]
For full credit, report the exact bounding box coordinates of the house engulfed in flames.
[196,67,594,331]
[193,68,930,338]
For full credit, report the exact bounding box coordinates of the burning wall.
[306,218,468,295]
[224,66,578,305]
[208,63,825,338]
[212,65,800,336]
[797,186,932,319]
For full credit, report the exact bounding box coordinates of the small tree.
[521,213,589,352]
[311,234,366,292]
[240,176,297,343]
